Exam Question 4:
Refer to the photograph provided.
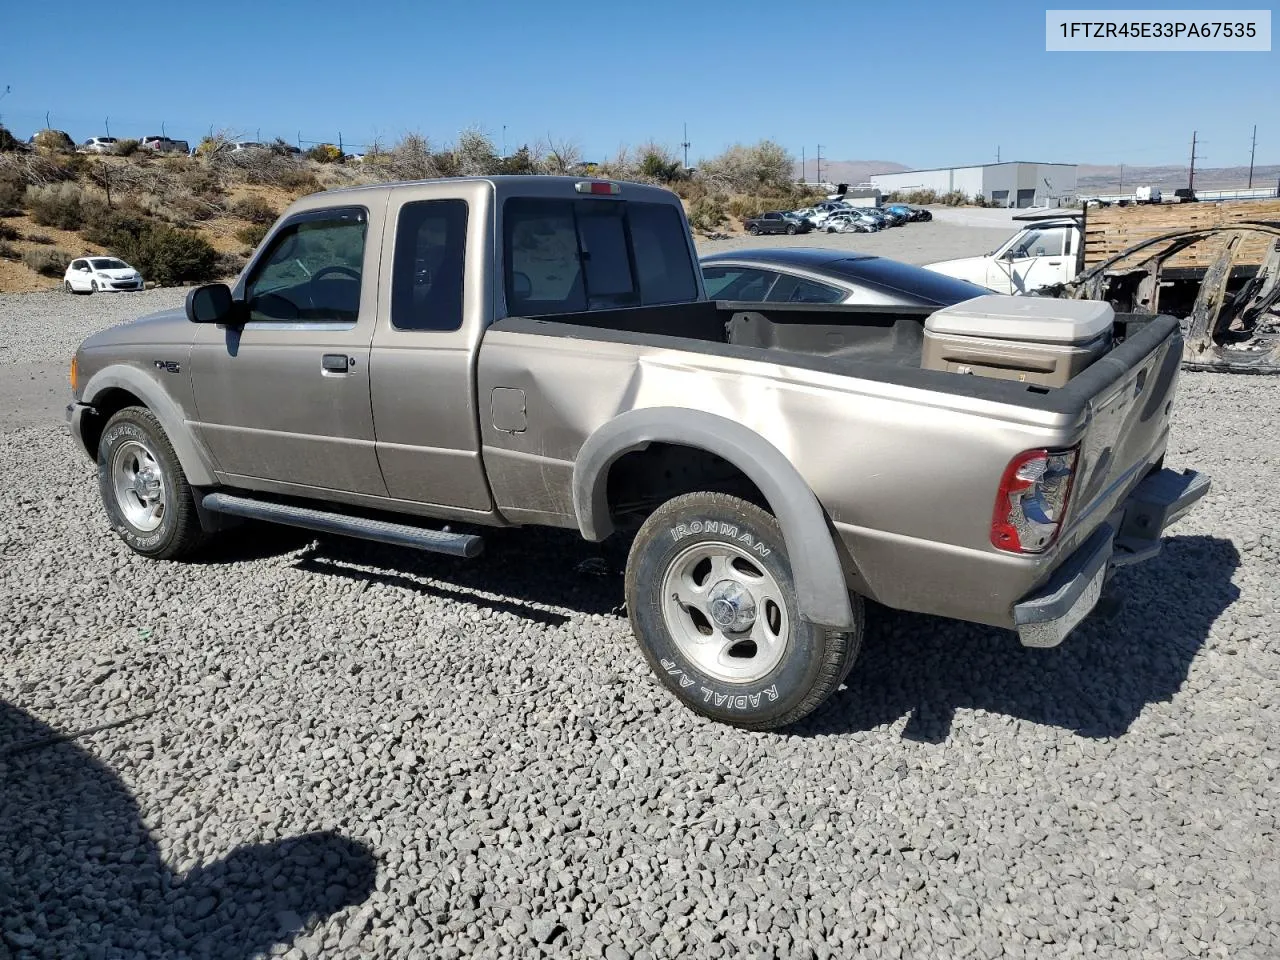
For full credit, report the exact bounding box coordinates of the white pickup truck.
[926,214,1083,295]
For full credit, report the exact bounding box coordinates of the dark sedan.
[700,248,992,307]
[743,211,812,236]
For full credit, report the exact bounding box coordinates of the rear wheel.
[625,492,862,730]
[749,225,761,236]
[97,406,207,560]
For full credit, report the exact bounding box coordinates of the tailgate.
[1057,313,1184,549]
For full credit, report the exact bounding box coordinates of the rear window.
[503,198,698,316]
[826,257,990,305]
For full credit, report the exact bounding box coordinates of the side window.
[245,209,367,323]
[701,266,779,301]
[1011,227,1066,259]
[629,202,698,305]
[391,199,468,332]
[768,275,846,304]
[71,259,86,270]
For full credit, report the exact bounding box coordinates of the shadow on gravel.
[290,526,629,624]
[0,701,376,958]
[791,535,1241,742]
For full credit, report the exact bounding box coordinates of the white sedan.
[64,257,144,294]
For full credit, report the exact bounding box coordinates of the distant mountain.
[1076,163,1280,194]
[794,159,910,185]
[798,159,1279,195]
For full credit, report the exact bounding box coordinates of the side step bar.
[201,493,484,559]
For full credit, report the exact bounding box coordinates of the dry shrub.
[23,247,72,276]
[215,250,247,279]
[234,222,271,249]
[25,232,54,245]
[0,222,18,241]
[229,194,278,224]
[32,129,75,153]
[27,183,88,229]
[116,139,140,157]
[0,240,18,260]
[687,196,727,232]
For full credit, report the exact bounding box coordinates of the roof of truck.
[315,175,682,200]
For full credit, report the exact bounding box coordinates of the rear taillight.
[991,447,1078,553]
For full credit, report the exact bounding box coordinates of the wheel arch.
[573,407,856,630]
[78,365,219,487]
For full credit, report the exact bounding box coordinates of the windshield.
[90,258,128,270]
[503,198,698,316]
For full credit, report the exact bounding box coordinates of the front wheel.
[97,406,207,560]
[785,224,797,235]
[625,492,863,730]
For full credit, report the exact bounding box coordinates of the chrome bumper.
[1013,468,1210,648]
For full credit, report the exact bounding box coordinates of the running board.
[200,493,484,559]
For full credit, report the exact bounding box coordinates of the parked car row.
[71,136,305,157]
[751,200,933,237]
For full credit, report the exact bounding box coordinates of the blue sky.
[0,0,1273,168]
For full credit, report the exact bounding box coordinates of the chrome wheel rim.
[660,541,790,684]
[110,440,166,532]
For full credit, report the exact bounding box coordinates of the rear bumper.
[1012,468,1210,648]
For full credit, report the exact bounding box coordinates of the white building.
[869,162,1077,208]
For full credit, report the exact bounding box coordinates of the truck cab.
[927,215,1083,294]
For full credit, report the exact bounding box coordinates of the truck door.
[993,225,1073,294]
[368,192,493,512]
[189,205,387,496]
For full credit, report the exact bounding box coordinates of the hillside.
[1077,163,1280,194]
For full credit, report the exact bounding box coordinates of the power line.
[1188,130,1199,192]
[1248,124,1257,188]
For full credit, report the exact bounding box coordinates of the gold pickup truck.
[67,176,1208,729]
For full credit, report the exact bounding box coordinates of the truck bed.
[499,299,1180,416]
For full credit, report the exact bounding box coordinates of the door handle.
[1047,260,1062,265]
[322,354,351,374]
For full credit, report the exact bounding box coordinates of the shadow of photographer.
[0,703,376,958]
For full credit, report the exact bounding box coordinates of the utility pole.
[45,111,50,129]
[338,132,343,154]
[816,144,823,185]
[105,116,110,137]
[1188,130,1198,193]
[997,145,1000,163]
[1119,163,1124,194]
[680,122,690,169]
[502,124,507,158]
[161,120,166,137]
[1248,124,1257,188]
[0,84,10,126]
[801,146,806,183]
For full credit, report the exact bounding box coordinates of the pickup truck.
[66,175,1208,730]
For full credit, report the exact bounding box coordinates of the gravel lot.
[2,246,1278,959]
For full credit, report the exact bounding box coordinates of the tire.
[786,224,797,236]
[625,492,863,730]
[97,406,207,560]
[64,281,73,293]
[749,226,761,236]
[90,280,98,294]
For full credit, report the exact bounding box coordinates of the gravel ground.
[1,273,1278,960]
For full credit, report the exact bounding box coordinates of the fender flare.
[572,407,856,630]
[79,365,219,487]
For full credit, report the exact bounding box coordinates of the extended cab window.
[391,199,468,331]
[1009,227,1066,259]
[245,208,367,323]
[503,198,697,316]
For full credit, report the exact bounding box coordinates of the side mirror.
[186,283,238,325]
